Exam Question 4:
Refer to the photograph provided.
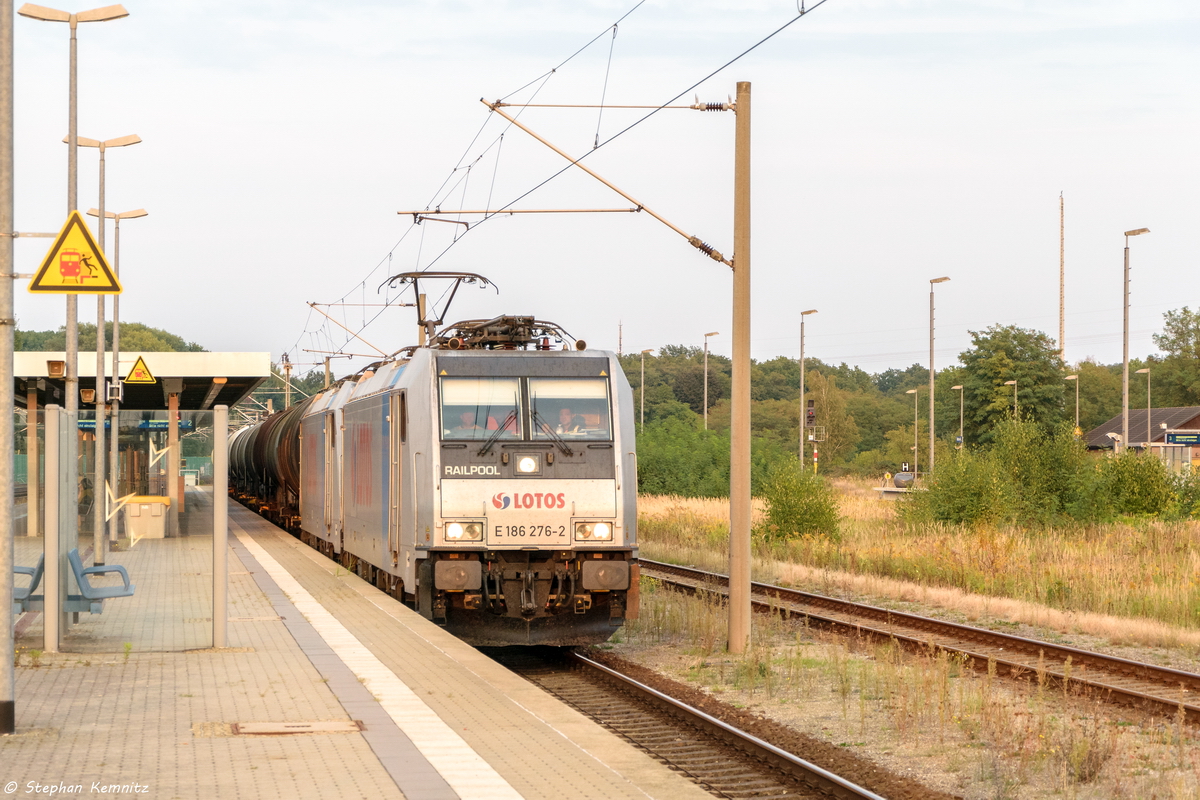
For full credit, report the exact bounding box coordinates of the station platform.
[5,489,709,800]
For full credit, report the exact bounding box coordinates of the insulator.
[705,102,724,112]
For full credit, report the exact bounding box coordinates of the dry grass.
[637,483,1200,651]
[613,585,1199,799]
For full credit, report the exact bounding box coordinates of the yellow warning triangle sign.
[28,210,122,294]
[125,356,155,384]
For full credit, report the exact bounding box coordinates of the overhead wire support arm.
[481,99,732,268]
[305,301,389,357]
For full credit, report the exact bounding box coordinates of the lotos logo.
[490,491,567,510]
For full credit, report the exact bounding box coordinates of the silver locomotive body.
[233,344,639,646]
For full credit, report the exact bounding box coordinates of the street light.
[928,277,949,472]
[1064,375,1079,432]
[76,133,140,565]
[17,0,129,414]
[951,385,963,449]
[18,1,129,659]
[1136,367,1151,450]
[1004,380,1017,417]
[639,349,653,428]
[798,309,817,458]
[1122,227,1150,452]
[703,331,719,430]
[87,206,146,547]
[906,388,919,474]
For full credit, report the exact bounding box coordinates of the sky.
[10,0,1199,381]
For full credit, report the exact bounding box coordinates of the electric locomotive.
[230,312,639,646]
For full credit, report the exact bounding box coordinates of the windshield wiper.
[532,409,574,457]
[477,409,518,457]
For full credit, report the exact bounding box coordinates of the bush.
[755,461,840,540]
[1098,451,1173,516]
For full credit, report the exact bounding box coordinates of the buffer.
[28,210,122,294]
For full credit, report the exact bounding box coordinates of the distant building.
[1084,406,1200,469]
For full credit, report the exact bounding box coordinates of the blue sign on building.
[1166,432,1200,445]
[137,420,195,431]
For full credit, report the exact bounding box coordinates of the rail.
[640,559,1200,724]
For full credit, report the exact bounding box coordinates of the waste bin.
[124,496,171,539]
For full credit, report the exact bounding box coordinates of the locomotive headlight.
[516,455,540,474]
[445,521,483,541]
[575,521,613,541]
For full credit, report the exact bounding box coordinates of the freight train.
[229,312,639,646]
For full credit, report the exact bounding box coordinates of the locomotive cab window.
[440,377,521,441]
[531,378,611,441]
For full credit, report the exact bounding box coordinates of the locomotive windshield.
[530,378,611,441]
[440,377,521,440]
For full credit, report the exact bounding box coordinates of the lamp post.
[17,1,129,585]
[1136,367,1151,450]
[906,388,919,474]
[928,277,949,472]
[1122,227,1150,452]
[951,385,963,449]
[1004,380,1017,417]
[639,349,653,428]
[1,0,13,738]
[87,207,146,546]
[798,309,817,458]
[703,331,718,430]
[1065,375,1079,432]
[77,133,139,564]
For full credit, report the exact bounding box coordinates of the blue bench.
[13,554,44,614]
[65,548,135,614]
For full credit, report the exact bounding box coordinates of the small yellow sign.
[28,210,122,294]
[126,356,155,384]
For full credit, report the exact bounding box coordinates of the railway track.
[641,559,1200,724]
[488,647,885,800]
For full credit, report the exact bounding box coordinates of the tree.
[16,321,206,352]
[1151,307,1200,407]
[959,325,1066,444]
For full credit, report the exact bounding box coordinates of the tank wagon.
[229,314,639,646]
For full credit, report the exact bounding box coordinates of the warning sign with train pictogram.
[125,356,156,384]
[27,210,122,294]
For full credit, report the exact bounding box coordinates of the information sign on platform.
[125,356,156,384]
[27,210,122,294]
[1166,432,1200,445]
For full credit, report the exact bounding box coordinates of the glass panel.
[440,377,521,440]
[530,378,611,440]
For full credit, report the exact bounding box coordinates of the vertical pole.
[639,353,645,428]
[417,294,427,347]
[798,315,805,459]
[1122,240,1130,452]
[64,20,79,557]
[1059,193,1065,360]
[1146,372,1151,449]
[728,80,752,655]
[958,388,963,448]
[928,284,935,473]
[93,147,106,564]
[213,405,228,648]
[324,357,331,389]
[283,356,292,409]
[43,406,61,654]
[27,386,40,537]
[1014,382,1018,418]
[0,0,14,733]
[702,339,709,430]
[167,389,180,535]
[1075,377,1079,431]
[913,390,919,475]
[108,218,120,541]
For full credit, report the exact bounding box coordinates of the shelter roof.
[1084,406,1200,449]
[15,351,270,411]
